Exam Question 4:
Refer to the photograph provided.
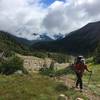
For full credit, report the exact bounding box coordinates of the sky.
[0,0,100,40]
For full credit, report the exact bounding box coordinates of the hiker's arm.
[85,65,92,72]
[86,68,92,72]
[72,64,79,73]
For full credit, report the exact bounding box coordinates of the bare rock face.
[17,54,69,73]
[58,94,68,100]
[17,54,53,72]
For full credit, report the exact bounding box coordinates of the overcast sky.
[0,0,100,39]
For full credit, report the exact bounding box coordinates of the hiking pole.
[88,71,92,85]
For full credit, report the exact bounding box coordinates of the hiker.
[73,56,92,92]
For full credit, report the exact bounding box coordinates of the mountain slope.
[0,31,30,54]
[32,21,100,55]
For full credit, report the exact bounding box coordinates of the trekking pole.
[88,71,92,85]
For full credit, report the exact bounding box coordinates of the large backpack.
[74,56,86,73]
[75,56,84,64]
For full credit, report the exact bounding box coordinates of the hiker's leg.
[79,74,83,89]
[76,79,79,88]
[76,73,79,88]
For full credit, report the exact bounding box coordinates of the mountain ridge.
[31,21,100,55]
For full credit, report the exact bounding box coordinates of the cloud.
[0,0,100,40]
[0,0,47,39]
[43,0,100,34]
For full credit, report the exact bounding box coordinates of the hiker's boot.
[75,87,79,91]
[76,86,79,89]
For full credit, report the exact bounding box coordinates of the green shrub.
[39,65,55,77]
[32,51,71,63]
[0,56,24,75]
[32,52,48,58]
[48,53,68,63]
[94,43,100,63]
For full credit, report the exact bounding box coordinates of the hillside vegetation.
[94,43,100,63]
[0,31,30,55]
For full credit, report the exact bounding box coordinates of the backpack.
[74,56,86,73]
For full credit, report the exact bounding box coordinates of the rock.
[97,84,100,88]
[17,54,69,73]
[14,70,23,75]
[58,94,68,100]
[76,97,84,100]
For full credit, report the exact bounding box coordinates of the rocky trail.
[57,75,100,100]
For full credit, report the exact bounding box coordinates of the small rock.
[76,97,84,100]
[14,70,23,75]
[58,94,68,100]
[97,84,100,88]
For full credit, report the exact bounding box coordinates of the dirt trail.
[58,75,100,100]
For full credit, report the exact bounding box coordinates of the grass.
[83,63,100,96]
[39,65,75,77]
[0,74,58,100]
[0,73,88,100]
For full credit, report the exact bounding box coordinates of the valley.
[0,21,100,100]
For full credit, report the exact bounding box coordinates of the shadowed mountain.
[32,21,100,55]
